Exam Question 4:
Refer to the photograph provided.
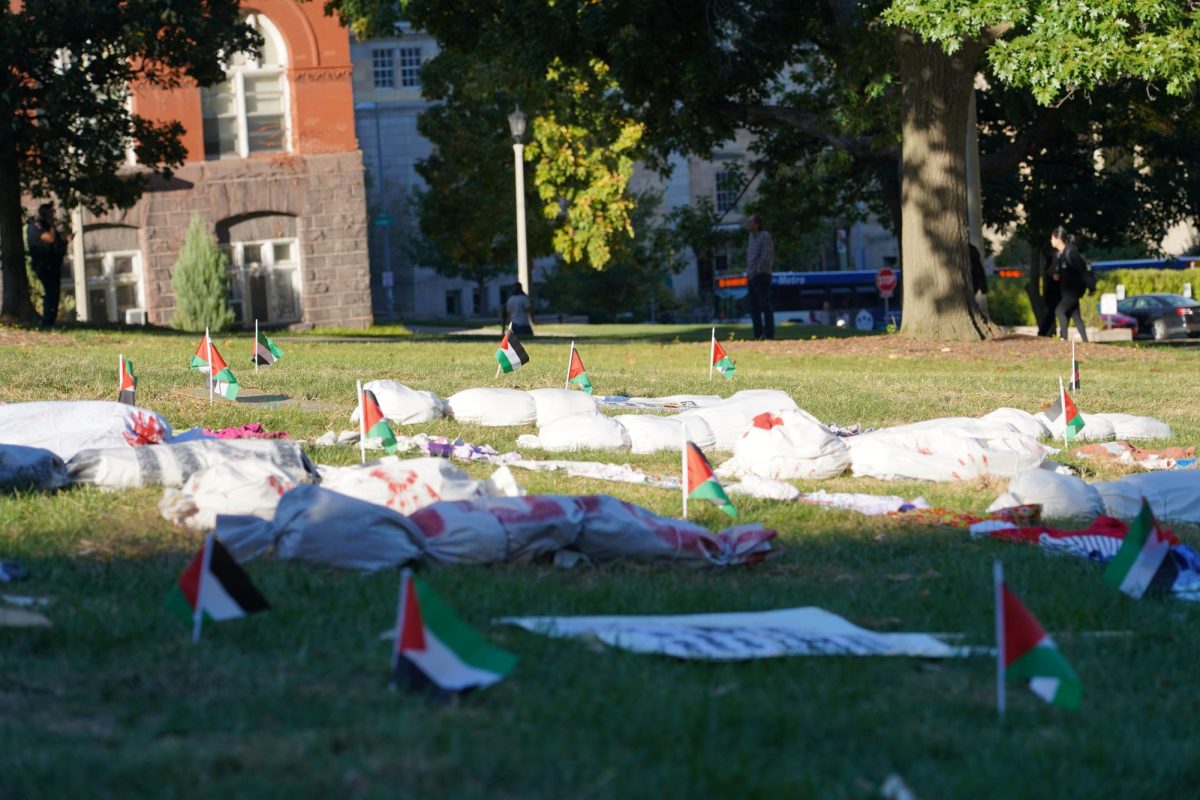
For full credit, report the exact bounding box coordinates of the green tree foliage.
[326,0,1200,339]
[0,1,257,322]
[171,216,235,333]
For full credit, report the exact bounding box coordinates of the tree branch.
[981,22,1014,47]
[710,101,898,161]
[979,103,1068,177]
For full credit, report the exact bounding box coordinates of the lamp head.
[507,108,527,142]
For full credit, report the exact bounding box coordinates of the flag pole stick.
[205,327,213,405]
[565,341,574,389]
[994,559,1006,720]
[255,319,259,376]
[709,327,715,381]
[495,321,511,379]
[681,424,688,519]
[389,568,411,690]
[118,352,123,398]
[357,379,366,465]
[1059,376,1067,450]
[192,534,214,644]
[1071,339,1076,393]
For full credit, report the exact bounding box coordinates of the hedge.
[986,267,1200,329]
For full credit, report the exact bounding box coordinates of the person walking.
[25,202,67,328]
[503,283,535,336]
[744,213,774,340]
[1050,225,1089,343]
[968,242,988,320]
[1036,250,1061,337]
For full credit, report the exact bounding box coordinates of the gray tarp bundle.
[67,439,317,490]
[217,485,777,571]
[0,445,69,492]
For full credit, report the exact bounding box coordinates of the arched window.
[200,13,289,159]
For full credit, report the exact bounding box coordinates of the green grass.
[2,325,1200,799]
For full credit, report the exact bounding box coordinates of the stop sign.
[875,268,897,298]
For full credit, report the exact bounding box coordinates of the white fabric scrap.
[796,490,930,516]
[497,606,963,660]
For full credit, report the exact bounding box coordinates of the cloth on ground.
[613,414,717,453]
[526,413,632,452]
[1093,471,1200,524]
[1090,413,1173,440]
[0,401,172,461]
[527,388,601,427]
[716,409,850,480]
[847,421,1048,482]
[317,457,521,514]
[1069,441,1195,471]
[67,439,316,489]
[202,423,289,440]
[159,460,309,531]
[971,514,1200,601]
[980,408,1050,440]
[0,445,69,492]
[498,606,962,660]
[796,490,930,516]
[890,504,1042,530]
[598,395,721,411]
[349,380,444,425]
[219,486,776,570]
[725,475,802,501]
[444,388,536,427]
[986,469,1105,520]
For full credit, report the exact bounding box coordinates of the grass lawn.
[2,324,1199,799]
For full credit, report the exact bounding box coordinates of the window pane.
[272,242,292,264]
[89,288,109,322]
[203,115,239,159]
[116,284,138,311]
[85,257,104,279]
[113,255,135,276]
[270,269,298,321]
[228,269,245,325]
[243,244,263,265]
[200,85,236,116]
[373,48,395,88]
[398,47,422,87]
[61,258,74,282]
[247,116,285,153]
[245,76,283,113]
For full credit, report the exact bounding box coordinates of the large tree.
[331,0,1200,340]
[0,0,256,323]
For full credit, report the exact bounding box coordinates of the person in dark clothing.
[744,213,775,340]
[1036,250,1062,337]
[1049,225,1088,342]
[25,203,67,328]
[968,243,988,319]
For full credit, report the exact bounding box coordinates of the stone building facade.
[64,0,372,330]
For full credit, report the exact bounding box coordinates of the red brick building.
[65,1,371,329]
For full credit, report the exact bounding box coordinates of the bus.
[714,270,902,331]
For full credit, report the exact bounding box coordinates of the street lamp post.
[507,108,530,295]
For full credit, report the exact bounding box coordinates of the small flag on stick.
[358,380,397,462]
[1068,340,1080,392]
[995,561,1082,714]
[118,354,137,405]
[166,535,270,644]
[495,329,529,374]
[390,569,517,695]
[1046,378,1083,444]
[565,341,592,394]
[682,438,736,519]
[253,320,284,369]
[189,329,239,402]
[711,328,735,380]
[1103,499,1174,599]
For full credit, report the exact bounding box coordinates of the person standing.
[1050,225,1088,343]
[968,242,988,320]
[26,203,67,328]
[1036,250,1061,337]
[745,213,775,340]
[503,283,535,336]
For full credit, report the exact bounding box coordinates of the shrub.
[170,215,234,332]
[986,277,1037,326]
[25,256,76,322]
[986,267,1200,329]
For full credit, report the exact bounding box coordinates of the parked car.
[1116,294,1200,340]
[1097,306,1138,336]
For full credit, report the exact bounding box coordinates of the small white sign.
[854,309,875,331]
[1116,284,1126,300]
[1184,283,1193,299]
[1100,293,1119,316]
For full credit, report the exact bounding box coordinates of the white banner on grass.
[498,606,963,660]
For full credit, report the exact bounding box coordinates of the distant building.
[53,2,372,329]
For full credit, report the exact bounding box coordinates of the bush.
[986,277,1037,326]
[25,256,76,322]
[170,215,234,333]
[986,267,1200,329]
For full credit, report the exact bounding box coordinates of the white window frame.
[201,13,291,159]
[398,47,423,87]
[715,171,739,214]
[226,237,303,325]
[372,48,396,88]
[65,250,144,323]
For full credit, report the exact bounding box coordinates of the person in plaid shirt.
[745,213,775,339]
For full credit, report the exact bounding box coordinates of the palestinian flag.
[1046,381,1084,441]
[189,334,239,401]
[568,347,593,394]
[392,570,517,694]
[361,387,398,454]
[1001,581,1082,710]
[685,441,736,517]
[166,536,269,630]
[253,331,284,366]
[118,355,136,405]
[1104,500,1173,599]
[495,330,529,373]
[712,338,736,379]
[1070,360,1080,392]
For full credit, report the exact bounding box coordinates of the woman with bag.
[1050,226,1089,342]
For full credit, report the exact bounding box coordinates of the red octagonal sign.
[875,268,897,298]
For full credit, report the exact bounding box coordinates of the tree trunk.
[895,31,993,340]
[0,115,37,325]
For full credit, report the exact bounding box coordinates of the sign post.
[875,268,897,321]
